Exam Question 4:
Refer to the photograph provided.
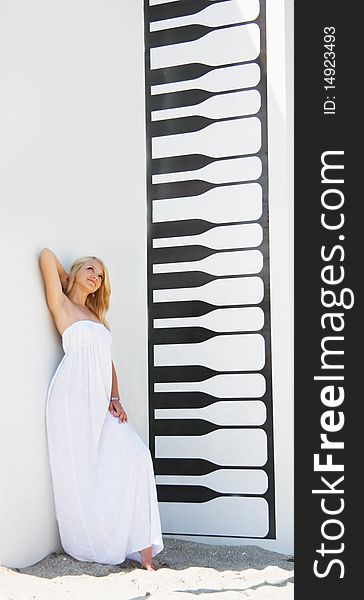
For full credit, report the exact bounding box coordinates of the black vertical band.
[295,1,360,596]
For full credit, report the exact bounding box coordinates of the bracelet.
[110,396,120,402]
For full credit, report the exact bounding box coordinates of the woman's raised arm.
[39,247,69,315]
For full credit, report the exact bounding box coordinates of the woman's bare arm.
[39,247,69,315]
[109,361,127,423]
[111,360,120,398]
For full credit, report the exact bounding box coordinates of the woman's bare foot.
[140,545,157,571]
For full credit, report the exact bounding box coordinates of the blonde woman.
[39,247,163,570]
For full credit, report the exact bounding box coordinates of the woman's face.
[76,260,104,294]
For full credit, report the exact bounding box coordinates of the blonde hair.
[64,256,111,330]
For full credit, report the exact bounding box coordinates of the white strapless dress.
[46,319,164,565]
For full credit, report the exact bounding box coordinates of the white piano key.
[153,223,263,250]
[156,468,268,495]
[153,156,261,185]
[159,496,269,537]
[152,183,263,224]
[151,63,261,95]
[153,250,262,276]
[151,0,260,31]
[152,89,261,121]
[155,428,267,466]
[151,23,260,70]
[153,249,263,277]
[155,400,267,426]
[153,276,264,305]
[153,306,264,332]
[152,117,261,159]
[154,373,266,398]
[154,333,265,371]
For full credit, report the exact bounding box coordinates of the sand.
[0,537,294,600]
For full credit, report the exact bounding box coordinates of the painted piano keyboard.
[144,0,275,539]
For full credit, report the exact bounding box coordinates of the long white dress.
[46,319,164,565]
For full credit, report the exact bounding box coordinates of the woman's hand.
[109,399,128,423]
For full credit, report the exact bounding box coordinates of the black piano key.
[152,154,213,174]
[151,115,212,137]
[152,180,214,200]
[151,245,216,265]
[151,392,268,410]
[151,300,218,319]
[152,271,214,289]
[152,363,271,383]
[153,364,219,382]
[151,114,258,138]
[156,484,260,503]
[151,88,213,111]
[151,24,211,49]
[150,0,217,23]
[152,219,214,237]
[149,63,213,87]
[154,419,256,437]
[154,457,265,476]
[153,326,219,344]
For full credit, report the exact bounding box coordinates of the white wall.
[0,0,148,568]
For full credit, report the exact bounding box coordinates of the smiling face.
[76,259,105,295]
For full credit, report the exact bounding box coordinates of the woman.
[39,247,163,570]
